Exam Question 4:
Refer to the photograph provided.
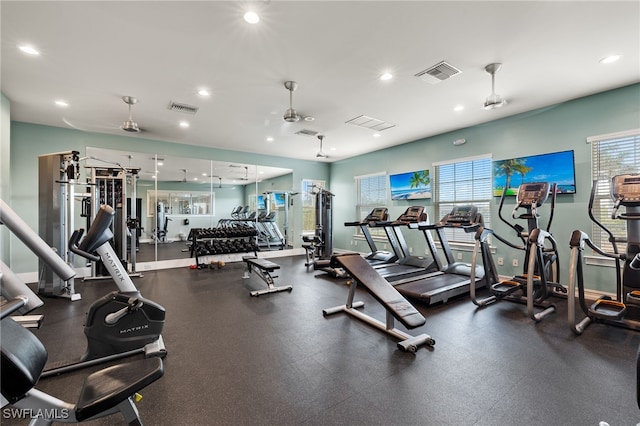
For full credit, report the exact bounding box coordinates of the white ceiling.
[2,1,639,165]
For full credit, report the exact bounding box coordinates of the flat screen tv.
[256,195,266,210]
[274,193,286,208]
[389,169,432,200]
[493,150,576,196]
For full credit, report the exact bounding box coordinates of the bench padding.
[332,254,426,329]
[243,256,280,272]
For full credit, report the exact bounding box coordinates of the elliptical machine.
[469,181,565,322]
[568,174,640,334]
[42,204,166,378]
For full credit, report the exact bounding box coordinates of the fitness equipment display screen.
[493,150,576,196]
[612,174,640,205]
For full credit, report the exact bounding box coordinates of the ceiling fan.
[283,81,302,123]
[316,135,328,158]
[121,96,142,132]
[483,63,507,110]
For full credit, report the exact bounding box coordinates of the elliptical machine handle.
[69,229,100,262]
[631,253,640,270]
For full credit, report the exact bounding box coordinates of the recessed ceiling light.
[152,175,157,179]
[454,105,464,112]
[157,162,164,166]
[193,177,198,181]
[244,11,260,24]
[202,173,207,176]
[600,55,622,64]
[304,116,315,122]
[55,100,68,107]
[197,89,210,96]
[179,121,190,128]
[379,72,393,81]
[18,44,39,55]
[266,136,274,142]
[373,133,381,138]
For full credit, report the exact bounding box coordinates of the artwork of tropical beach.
[390,169,432,200]
[493,150,576,196]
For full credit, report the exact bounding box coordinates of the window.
[355,173,388,237]
[301,179,325,235]
[589,129,640,254]
[434,155,492,243]
[147,190,214,217]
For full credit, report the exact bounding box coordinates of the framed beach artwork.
[493,150,576,196]
[389,169,432,200]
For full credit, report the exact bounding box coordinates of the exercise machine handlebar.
[69,229,100,262]
[0,198,76,281]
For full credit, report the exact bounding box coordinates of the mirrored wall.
[85,147,293,265]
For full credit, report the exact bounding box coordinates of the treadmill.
[391,205,489,305]
[368,206,439,281]
[344,207,396,266]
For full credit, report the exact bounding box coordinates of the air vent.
[415,61,462,84]
[345,115,396,132]
[295,129,319,137]
[168,101,199,114]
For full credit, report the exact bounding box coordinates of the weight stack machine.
[38,150,81,300]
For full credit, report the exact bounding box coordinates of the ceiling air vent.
[295,129,319,137]
[168,101,199,114]
[415,61,462,85]
[345,115,396,132]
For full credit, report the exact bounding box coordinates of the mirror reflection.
[85,148,293,266]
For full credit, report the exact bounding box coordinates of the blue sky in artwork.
[493,150,576,189]
[389,170,431,191]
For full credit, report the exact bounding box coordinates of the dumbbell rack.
[189,226,259,266]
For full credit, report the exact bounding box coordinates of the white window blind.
[435,156,492,243]
[590,130,640,253]
[355,173,388,236]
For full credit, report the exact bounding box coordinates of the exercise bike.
[42,204,166,378]
[568,173,640,334]
[469,181,566,322]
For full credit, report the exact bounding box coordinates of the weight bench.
[242,256,292,297]
[322,253,435,353]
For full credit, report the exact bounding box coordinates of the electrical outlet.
[383,244,387,250]
[497,257,504,266]
[512,258,519,267]
[457,252,463,260]
[409,247,414,254]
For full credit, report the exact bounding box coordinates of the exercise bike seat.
[76,357,164,421]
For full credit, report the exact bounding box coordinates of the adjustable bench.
[242,256,293,297]
[322,253,435,353]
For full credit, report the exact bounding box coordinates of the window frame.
[354,172,388,238]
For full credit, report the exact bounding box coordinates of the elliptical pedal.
[589,297,627,320]
[626,290,640,307]
[491,280,522,296]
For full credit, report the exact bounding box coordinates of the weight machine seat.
[331,253,426,329]
[2,316,164,422]
[75,358,163,421]
[242,256,280,272]
[1,317,48,402]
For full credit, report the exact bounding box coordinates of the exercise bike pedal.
[589,298,626,320]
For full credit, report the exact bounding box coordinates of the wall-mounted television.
[389,169,432,200]
[256,195,266,210]
[274,193,286,208]
[493,150,576,196]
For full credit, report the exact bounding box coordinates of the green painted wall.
[330,84,640,292]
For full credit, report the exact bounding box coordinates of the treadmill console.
[517,182,550,208]
[397,206,427,223]
[443,205,480,227]
[611,174,640,206]
[365,207,389,222]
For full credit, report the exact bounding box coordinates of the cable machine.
[38,150,82,300]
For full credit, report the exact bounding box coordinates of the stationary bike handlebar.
[69,229,100,262]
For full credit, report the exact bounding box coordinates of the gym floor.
[4,255,640,425]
